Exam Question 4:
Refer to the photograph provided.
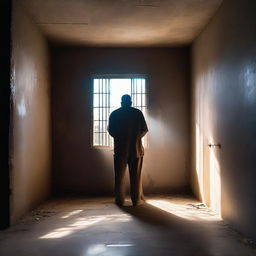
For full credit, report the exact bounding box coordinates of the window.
[93,77,147,147]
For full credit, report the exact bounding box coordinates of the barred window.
[93,77,147,147]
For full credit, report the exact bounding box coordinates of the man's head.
[121,94,132,107]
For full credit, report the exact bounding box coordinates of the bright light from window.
[110,79,131,108]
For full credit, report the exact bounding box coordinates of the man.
[108,94,148,206]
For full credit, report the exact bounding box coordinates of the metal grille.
[131,78,147,118]
[93,77,147,147]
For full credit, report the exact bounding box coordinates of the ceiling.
[21,0,223,46]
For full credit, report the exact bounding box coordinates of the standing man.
[108,94,148,206]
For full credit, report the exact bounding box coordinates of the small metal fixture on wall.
[208,143,221,148]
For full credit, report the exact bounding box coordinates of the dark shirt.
[108,107,148,158]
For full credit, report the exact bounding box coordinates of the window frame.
[91,74,148,149]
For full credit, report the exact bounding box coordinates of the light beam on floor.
[147,199,221,221]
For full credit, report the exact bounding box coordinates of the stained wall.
[192,0,256,239]
[10,1,51,223]
[51,47,190,195]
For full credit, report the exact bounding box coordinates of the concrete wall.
[51,47,190,195]
[192,0,256,240]
[10,1,51,223]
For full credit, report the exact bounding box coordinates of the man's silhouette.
[108,94,148,206]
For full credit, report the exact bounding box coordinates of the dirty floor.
[0,196,255,256]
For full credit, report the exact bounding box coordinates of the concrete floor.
[0,196,255,256]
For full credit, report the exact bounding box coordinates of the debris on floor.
[186,203,206,209]
[31,210,58,221]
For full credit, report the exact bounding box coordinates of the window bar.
[139,79,141,108]
[131,78,135,107]
[103,79,105,146]
[105,79,107,147]
[102,79,104,146]
[138,78,140,108]
[145,79,147,113]
[98,80,100,146]
[132,79,134,106]
[131,79,133,105]
[135,78,137,107]
[101,79,103,146]
[99,79,101,146]
[145,79,147,114]
[103,79,105,147]
[93,81,94,145]
[104,80,106,147]
[133,78,136,107]
[107,79,109,146]
[136,78,138,108]
[137,78,139,108]
[106,79,108,147]
[106,78,108,147]
[98,79,100,146]
[135,78,138,107]
[141,79,142,110]
[110,79,112,147]
[108,79,110,147]
[108,79,111,147]
[135,78,136,107]
[97,80,99,146]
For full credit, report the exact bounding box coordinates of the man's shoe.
[115,199,124,207]
[133,199,145,207]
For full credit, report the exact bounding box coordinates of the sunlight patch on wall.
[209,137,221,215]
[17,97,27,117]
[243,64,256,103]
[196,123,204,201]
[147,116,175,145]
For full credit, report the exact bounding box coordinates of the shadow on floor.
[120,203,185,226]
[120,202,214,256]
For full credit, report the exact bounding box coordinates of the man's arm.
[108,113,116,137]
[140,112,148,137]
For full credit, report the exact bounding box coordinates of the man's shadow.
[119,202,213,256]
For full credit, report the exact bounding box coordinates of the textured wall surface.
[10,1,51,223]
[51,47,190,195]
[192,0,256,240]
